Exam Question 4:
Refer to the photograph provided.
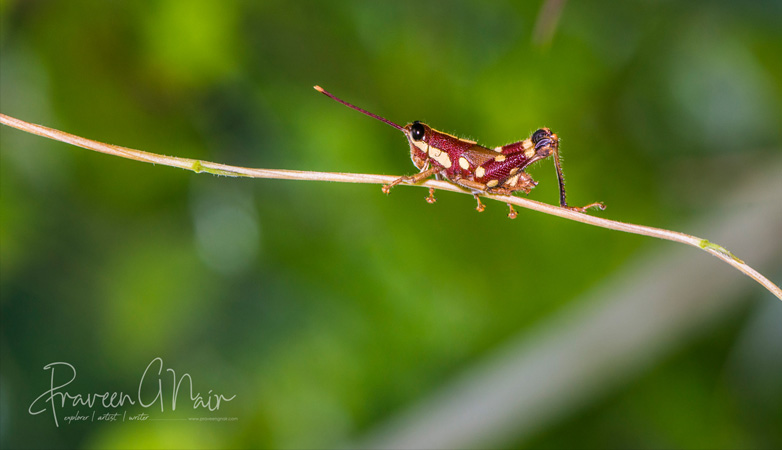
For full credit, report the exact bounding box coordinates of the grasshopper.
[315,86,604,218]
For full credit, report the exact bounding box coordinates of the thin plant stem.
[2,112,780,300]
[532,0,567,47]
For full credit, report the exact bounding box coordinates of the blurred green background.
[1,1,780,449]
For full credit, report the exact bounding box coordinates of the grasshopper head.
[403,121,431,169]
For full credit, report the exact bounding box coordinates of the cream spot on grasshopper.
[459,157,470,170]
[494,154,506,162]
[522,139,535,158]
[486,179,499,188]
[475,166,486,178]
[428,146,452,169]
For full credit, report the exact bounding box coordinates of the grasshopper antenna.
[314,86,405,132]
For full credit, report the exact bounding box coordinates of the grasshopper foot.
[507,204,518,219]
[426,187,437,204]
[564,202,605,213]
[474,194,486,213]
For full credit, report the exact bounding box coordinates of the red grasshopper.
[314,86,604,218]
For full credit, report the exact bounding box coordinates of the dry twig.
[1,112,779,300]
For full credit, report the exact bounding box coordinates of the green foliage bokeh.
[1,1,780,449]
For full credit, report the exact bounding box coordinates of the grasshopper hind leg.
[563,202,606,213]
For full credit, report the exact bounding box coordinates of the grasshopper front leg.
[382,166,440,197]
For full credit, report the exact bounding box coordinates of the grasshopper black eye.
[411,121,425,141]
[531,128,550,145]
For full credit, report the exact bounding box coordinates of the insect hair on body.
[314,86,604,219]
